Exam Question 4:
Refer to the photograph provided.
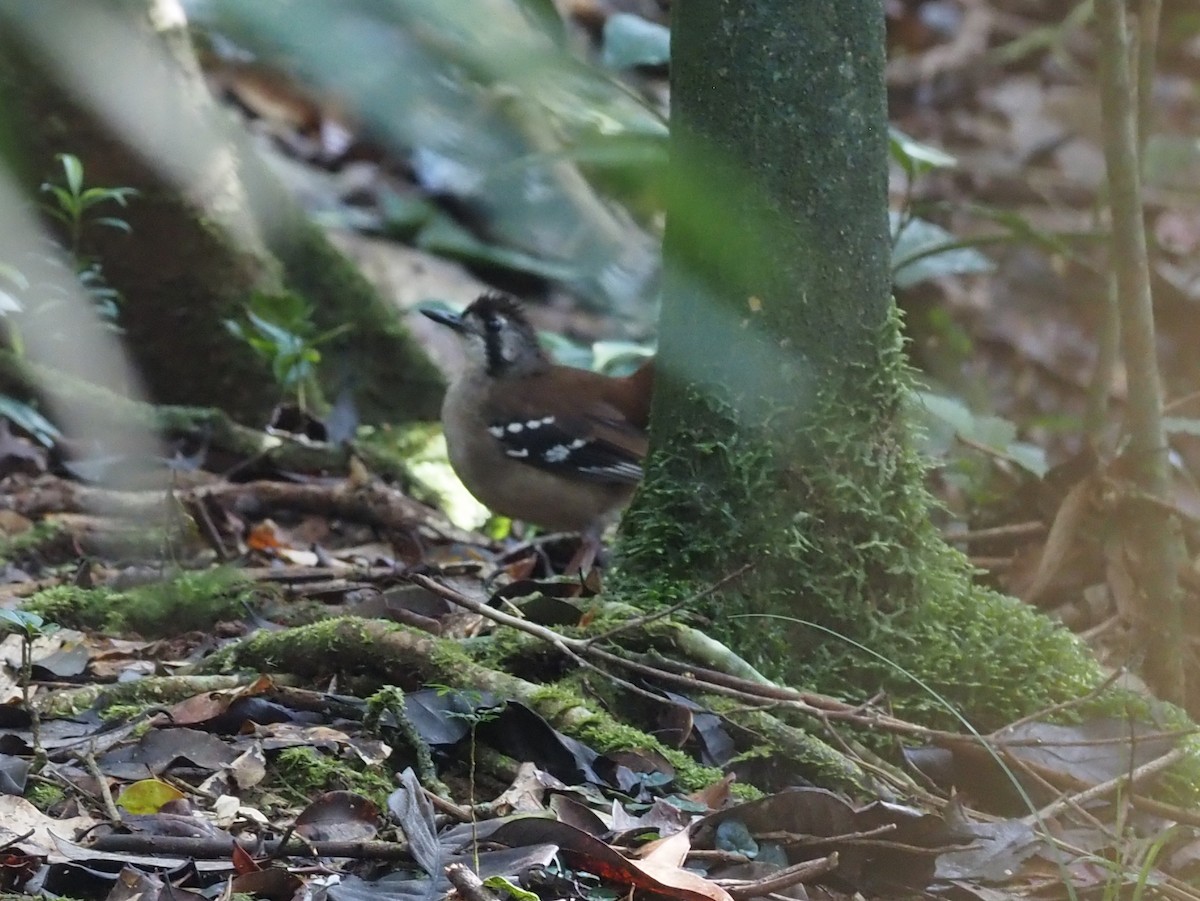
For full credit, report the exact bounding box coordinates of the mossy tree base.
[616,311,1104,733]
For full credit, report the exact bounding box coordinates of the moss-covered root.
[471,618,875,794]
[202,616,732,792]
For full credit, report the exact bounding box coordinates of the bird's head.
[421,293,548,377]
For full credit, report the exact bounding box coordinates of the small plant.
[443,691,505,871]
[0,154,138,359]
[224,291,352,410]
[0,609,60,769]
[39,153,138,258]
[38,152,138,329]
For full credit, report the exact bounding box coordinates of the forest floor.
[3,1,1200,899]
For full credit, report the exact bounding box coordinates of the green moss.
[430,633,487,673]
[273,746,393,809]
[122,568,253,635]
[23,585,118,631]
[0,520,68,565]
[571,715,726,792]
[522,684,726,792]
[100,704,156,724]
[22,568,253,636]
[25,781,66,812]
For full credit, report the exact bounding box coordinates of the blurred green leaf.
[201,0,660,317]
[591,339,654,375]
[0,608,49,635]
[891,212,993,288]
[602,14,670,69]
[0,262,29,291]
[0,394,61,446]
[889,127,957,177]
[913,390,1047,477]
[416,214,580,282]
[57,153,83,196]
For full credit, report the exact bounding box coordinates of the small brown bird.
[422,293,653,569]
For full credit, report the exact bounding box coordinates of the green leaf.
[310,322,355,347]
[117,779,185,814]
[0,263,29,290]
[537,331,595,369]
[888,127,957,176]
[247,292,314,332]
[483,876,539,901]
[0,609,46,634]
[57,153,84,196]
[913,390,1047,477]
[80,185,136,205]
[91,217,133,233]
[0,394,61,446]
[601,13,670,69]
[591,339,653,374]
[247,310,304,349]
[40,183,75,212]
[891,213,993,288]
[416,214,579,282]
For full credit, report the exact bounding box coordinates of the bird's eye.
[486,316,504,333]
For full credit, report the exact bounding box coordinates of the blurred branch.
[1135,0,1161,150]
[1095,0,1184,703]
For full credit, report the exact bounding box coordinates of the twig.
[412,574,952,743]
[445,862,500,901]
[758,823,896,846]
[90,833,417,861]
[411,572,1191,821]
[944,521,1045,544]
[582,562,754,646]
[76,748,121,824]
[1022,746,1187,827]
[0,829,35,853]
[720,852,838,900]
[992,667,1124,734]
[1096,0,1184,702]
[423,787,473,823]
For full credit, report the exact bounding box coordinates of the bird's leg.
[564,525,604,576]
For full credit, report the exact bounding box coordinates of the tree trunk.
[616,0,1103,728]
[0,0,443,425]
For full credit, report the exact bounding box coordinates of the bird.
[421,293,653,571]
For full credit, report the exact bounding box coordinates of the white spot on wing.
[506,422,523,434]
[568,438,587,449]
[543,445,570,462]
[506,448,530,458]
[488,425,505,438]
[582,462,643,480]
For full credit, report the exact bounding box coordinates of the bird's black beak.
[419,306,465,332]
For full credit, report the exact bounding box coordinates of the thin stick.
[582,562,754,646]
